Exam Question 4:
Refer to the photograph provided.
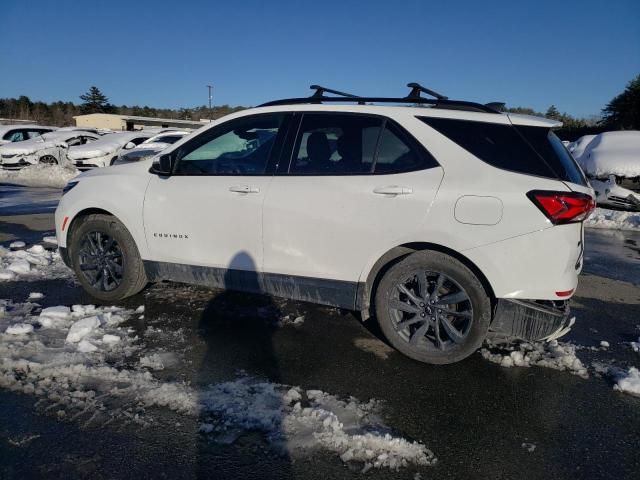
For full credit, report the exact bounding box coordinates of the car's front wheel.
[69,214,147,301]
[375,250,491,364]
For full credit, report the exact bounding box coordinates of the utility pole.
[206,85,213,121]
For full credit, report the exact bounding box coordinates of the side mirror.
[149,153,173,176]
[57,141,69,149]
[124,141,136,150]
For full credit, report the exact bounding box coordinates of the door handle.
[373,185,413,196]
[229,185,260,194]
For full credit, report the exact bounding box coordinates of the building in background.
[73,113,208,131]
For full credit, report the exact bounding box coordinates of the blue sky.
[1,0,638,117]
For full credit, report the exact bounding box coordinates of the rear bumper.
[489,298,573,342]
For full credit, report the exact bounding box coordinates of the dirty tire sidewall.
[375,250,491,365]
[70,214,147,302]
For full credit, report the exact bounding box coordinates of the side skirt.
[143,260,358,310]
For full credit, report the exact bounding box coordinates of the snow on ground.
[0,242,71,281]
[613,367,640,397]
[481,340,589,378]
[483,339,640,400]
[0,298,436,471]
[585,208,640,231]
[0,164,77,189]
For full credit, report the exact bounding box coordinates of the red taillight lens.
[527,190,596,224]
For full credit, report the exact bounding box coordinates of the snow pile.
[585,208,640,231]
[0,164,77,188]
[182,378,437,471]
[613,367,640,397]
[0,299,435,471]
[0,242,71,281]
[480,340,589,378]
[630,338,640,353]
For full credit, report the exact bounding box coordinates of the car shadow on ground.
[193,252,293,478]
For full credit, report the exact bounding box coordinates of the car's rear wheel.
[375,250,491,364]
[39,155,58,165]
[69,214,147,301]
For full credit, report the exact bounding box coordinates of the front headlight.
[62,181,79,195]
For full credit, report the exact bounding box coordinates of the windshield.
[150,135,183,144]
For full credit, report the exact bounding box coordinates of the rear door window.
[374,122,431,174]
[290,114,381,174]
[288,113,438,175]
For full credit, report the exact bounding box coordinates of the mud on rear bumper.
[488,299,573,342]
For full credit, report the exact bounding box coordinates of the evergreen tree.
[545,105,561,120]
[79,86,113,114]
[601,74,640,129]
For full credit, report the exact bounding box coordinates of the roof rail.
[259,84,502,114]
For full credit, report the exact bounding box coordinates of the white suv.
[55,84,595,364]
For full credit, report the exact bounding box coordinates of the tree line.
[1,75,638,141]
[0,86,245,127]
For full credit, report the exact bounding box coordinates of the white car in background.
[576,131,640,211]
[67,131,155,170]
[0,124,58,145]
[0,130,100,170]
[134,130,192,150]
[112,130,192,165]
[568,134,597,160]
[56,83,595,365]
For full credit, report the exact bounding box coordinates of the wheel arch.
[356,242,497,320]
[66,207,116,242]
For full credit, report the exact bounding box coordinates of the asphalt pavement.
[0,185,639,480]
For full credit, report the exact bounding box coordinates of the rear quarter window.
[418,117,587,185]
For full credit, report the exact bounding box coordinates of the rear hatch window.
[418,117,587,186]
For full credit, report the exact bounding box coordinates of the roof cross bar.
[406,82,448,101]
[310,85,360,99]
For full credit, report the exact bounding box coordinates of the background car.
[567,134,597,160]
[576,131,640,211]
[67,131,154,170]
[112,130,191,165]
[0,130,99,170]
[0,124,58,145]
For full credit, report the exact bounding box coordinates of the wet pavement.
[0,186,639,479]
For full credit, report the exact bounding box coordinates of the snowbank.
[0,164,77,188]
[585,208,640,231]
[0,299,436,471]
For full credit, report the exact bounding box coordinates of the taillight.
[527,190,596,224]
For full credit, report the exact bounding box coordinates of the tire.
[39,155,58,165]
[69,214,147,301]
[375,250,491,364]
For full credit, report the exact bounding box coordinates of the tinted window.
[515,126,587,186]
[419,117,557,178]
[175,113,283,175]
[290,114,381,174]
[131,137,148,145]
[66,137,82,146]
[155,135,183,144]
[374,123,426,174]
